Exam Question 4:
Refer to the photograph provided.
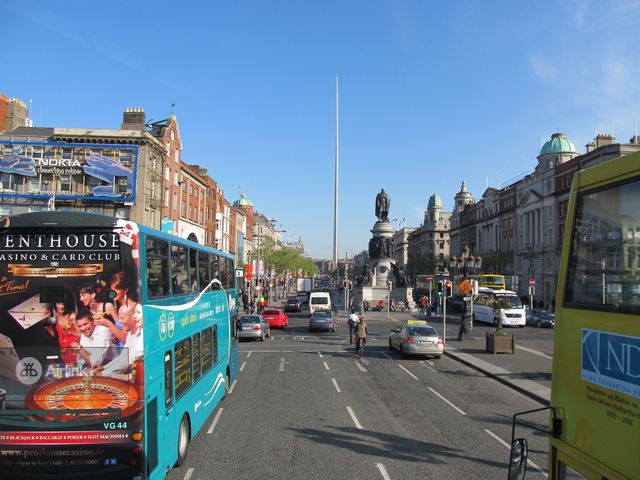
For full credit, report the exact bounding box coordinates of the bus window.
[201,327,213,372]
[198,250,210,291]
[171,244,189,295]
[174,338,192,399]
[565,178,640,311]
[147,237,169,298]
[192,332,201,382]
[210,254,221,289]
[189,248,198,294]
[164,350,173,408]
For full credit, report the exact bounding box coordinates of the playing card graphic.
[8,294,50,329]
[0,333,20,379]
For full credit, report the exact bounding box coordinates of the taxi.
[388,319,443,359]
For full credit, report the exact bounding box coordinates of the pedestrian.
[355,317,368,356]
[420,295,428,315]
[347,309,359,345]
[242,291,249,313]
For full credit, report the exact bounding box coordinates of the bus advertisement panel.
[0,213,144,479]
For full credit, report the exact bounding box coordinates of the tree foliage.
[248,237,319,276]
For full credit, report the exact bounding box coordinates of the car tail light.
[437,338,443,345]
[253,325,262,331]
[407,337,414,344]
[132,446,143,456]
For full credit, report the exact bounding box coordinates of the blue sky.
[3,0,640,259]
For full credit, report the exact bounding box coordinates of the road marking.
[323,361,330,371]
[318,352,324,358]
[421,359,434,367]
[228,379,237,395]
[332,378,341,392]
[376,463,391,480]
[484,429,548,478]
[381,352,392,360]
[246,351,253,358]
[346,406,363,429]
[206,407,224,434]
[278,357,287,372]
[427,387,466,415]
[239,362,246,372]
[355,361,368,372]
[183,467,195,480]
[398,365,419,381]
[517,344,553,360]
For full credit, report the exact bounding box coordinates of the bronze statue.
[375,189,390,221]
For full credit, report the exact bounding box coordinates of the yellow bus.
[477,274,506,290]
[509,152,640,479]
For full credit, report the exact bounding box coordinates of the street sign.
[426,275,433,282]
[529,279,536,287]
[458,279,472,295]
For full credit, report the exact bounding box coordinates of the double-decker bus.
[509,152,640,479]
[477,274,506,290]
[0,211,240,479]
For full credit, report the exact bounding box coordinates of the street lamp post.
[449,245,482,339]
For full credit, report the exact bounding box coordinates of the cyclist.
[347,309,359,345]
[355,317,368,357]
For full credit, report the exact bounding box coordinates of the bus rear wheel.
[175,414,191,467]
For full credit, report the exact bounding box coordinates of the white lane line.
[398,365,419,381]
[206,407,224,434]
[246,351,253,358]
[318,352,324,358]
[427,387,466,415]
[323,361,330,371]
[332,378,341,393]
[517,345,553,360]
[381,352,392,360]
[484,429,548,478]
[278,357,286,372]
[376,463,391,480]
[228,379,237,395]
[183,467,195,480]
[239,362,246,372]
[346,406,363,429]
[355,362,368,372]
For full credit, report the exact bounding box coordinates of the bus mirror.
[508,438,528,480]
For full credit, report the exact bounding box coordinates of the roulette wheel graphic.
[25,375,143,422]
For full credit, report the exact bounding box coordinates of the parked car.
[262,308,289,328]
[388,319,443,359]
[308,310,337,332]
[238,315,271,341]
[526,309,556,328]
[285,297,302,312]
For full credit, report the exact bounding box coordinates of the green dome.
[233,193,253,207]
[540,133,576,156]
[428,194,442,209]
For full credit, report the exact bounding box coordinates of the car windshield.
[311,298,328,304]
[241,316,260,324]
[313,312,332,318]
[495,295,523,308]
[406,327,437,337]
[263,310,278,315]
[287,299,298,304]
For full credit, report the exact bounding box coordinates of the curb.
[444,348,550,406]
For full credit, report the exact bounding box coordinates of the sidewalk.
[337,306,551,405]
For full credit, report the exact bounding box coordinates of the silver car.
[238,315,271,341]
[389,320,443,358]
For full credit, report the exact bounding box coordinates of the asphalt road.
[167,309,551,480]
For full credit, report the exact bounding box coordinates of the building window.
[60,175,71,192]
[175,147,179,163]
[165,166,170,181]
[62,148,73,160]
[164,188,170,207]
[173,192,178,210]
[173,172,179,186]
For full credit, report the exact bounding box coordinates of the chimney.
[595,134,613,149]
[121,107,146,130]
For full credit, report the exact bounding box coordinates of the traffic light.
[445,280,453,297]
[348,280,353,290]
[437,281,443,296]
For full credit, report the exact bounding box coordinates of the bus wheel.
[223,372,230,400]
[175,414,190,467]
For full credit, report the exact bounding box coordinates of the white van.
[308,291,332,316]
[472,288,525,327]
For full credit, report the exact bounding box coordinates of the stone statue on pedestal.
[375,189,390,221]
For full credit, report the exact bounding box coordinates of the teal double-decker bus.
[0,211,240,479]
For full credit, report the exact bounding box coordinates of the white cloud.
[530,55,558,83]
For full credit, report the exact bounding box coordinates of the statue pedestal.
[390,287,415,310]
